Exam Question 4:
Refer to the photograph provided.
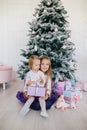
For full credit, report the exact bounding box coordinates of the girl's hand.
[23,92,33,99]
[39,77,44,83]
[44,93,49,100]
[23,92,29,99]
[26,80,32,86]
[26,80,36,86]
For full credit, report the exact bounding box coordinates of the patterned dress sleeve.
[23,72,31,92]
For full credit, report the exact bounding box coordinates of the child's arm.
[38,77,45,84]
[25,71,37,86]
[26,80,36,86]
[44,93,50,100]
[45,77,51,96]
[43,77,52,100]
[26,80,31,86]
[37,71,46,86]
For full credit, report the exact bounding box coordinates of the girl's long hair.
[40,56,52,79]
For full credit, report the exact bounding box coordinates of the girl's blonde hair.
[29,55,40,69]
[40,56,52,79]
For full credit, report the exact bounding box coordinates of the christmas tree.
[18,0,76,81]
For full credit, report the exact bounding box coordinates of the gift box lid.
[63,89,81,98]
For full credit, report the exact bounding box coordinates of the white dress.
[24,70,45,92]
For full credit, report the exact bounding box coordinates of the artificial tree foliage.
[18,0,76,81]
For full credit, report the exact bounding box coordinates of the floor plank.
[0,80,87,130]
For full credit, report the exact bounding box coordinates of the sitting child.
[16,56,59,111]
[20,55,48,117]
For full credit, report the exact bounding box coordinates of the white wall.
[0,0,87,81]
[63,0,87,81]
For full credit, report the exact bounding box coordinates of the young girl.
[19,55,48,117]
[16,56,59,110]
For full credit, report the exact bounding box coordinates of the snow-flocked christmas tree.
[18,0,76,81]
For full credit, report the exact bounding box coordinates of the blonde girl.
[16,55,59,110]
[19,55,48,117]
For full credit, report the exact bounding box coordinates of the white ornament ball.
[32,31,35,34]
[47,2,50,6]
[41,37,44,41]
[36,35,39,38]
[34,45,37,51]
[54,28,58,32]
[62,45,66,49]
[73,64,77,67]
[44,9,47,13]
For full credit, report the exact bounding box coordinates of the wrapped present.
[63,89,81,103]
[64,95,80,104]
[64,80,72,90]
[64,79,76,91]
[27,86,46,97]
[71,79,76,87]
[63,90,74,98]
[53,81,65,95]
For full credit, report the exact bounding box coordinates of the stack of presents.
[52,79,82,109]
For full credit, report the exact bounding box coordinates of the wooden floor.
[0,80,87,130]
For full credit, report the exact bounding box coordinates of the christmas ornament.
[32,31,35,34]
[73,64,77,67]
[62,45,66,49]
[68,31,71,37]
[34,45,37,51]
[54,28,58,32]
[43,9,47,13]
[58,1,62,6]
[41,37,44,41]
[36,35,39,38]
[47,2,51,6]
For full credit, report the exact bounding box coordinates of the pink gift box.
[56,81,65,95]
[64,90,80,104]
[64,96,80,102]
[64,96,80,104]
[27,86,46,97]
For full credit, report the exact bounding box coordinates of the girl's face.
[32,59,40,72]
[41,59,50,73]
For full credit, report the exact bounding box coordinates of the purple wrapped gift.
[27,86,46,97]
[53,81,65,95]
